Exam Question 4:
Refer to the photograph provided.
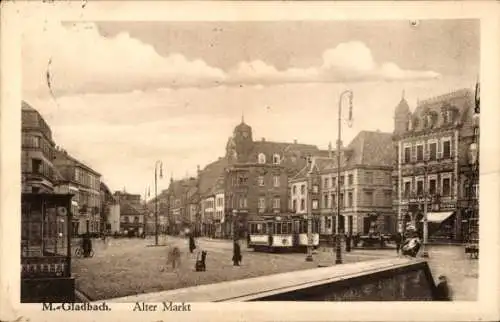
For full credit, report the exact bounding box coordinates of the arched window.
[258,153,266,164]
[273,154,281,164]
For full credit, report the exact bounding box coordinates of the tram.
[248,215,320,252]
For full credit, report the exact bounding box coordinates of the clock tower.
[232,116,253,163]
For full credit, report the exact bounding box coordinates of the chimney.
[261,137,265,142]
[328,141,332,158]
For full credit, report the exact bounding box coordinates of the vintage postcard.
[1,1,499,322]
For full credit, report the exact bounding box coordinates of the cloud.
[23,22,440,96]
[23,22,226,96]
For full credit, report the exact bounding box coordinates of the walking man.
[189,233,196,254]
[395,232,403,255]
[232,241,242,266]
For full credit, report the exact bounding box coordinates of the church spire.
[241,110,245,124]
[401,89,405,100]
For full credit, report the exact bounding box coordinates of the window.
[312,185,319,193]
[364,191,373,206]
[348,174,354,186]
[273,176,280,187]
[331,194,336,207]
[442,140,451,159]
[292,185,297,195]
[258,176,264,186]
[258,153,266,164]
[300,199,305,211]
[339,176,345,186]
[416,144,424,161]
[429,179,437,195]
[442,177,451,196]
[404,146,411,163]
[273,154,280,164]
[348,192,353,207]
[238,175,248,185]
[384,191,392,205]
[238,196,247,208]
[323,194,328,208]
[258,197,266,210]
[292,200,297,212]
[273,198,280,209]
[312,200,319,210]
[429,142,437,161]
[32,159,42,174]
[324,178,329,189]
[404,181,411,197]
[416,180,424,196]
[340,193,344,208]
[365,172,373,184]
[331,176,336,187]
[300,184,306,195]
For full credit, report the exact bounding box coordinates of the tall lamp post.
[154,161,163,246]
[335,89,353,265]
[421,159,430,258]
[305,162,314,262]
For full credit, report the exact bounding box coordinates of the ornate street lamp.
[335,90,354,265]
[154,161,163,246]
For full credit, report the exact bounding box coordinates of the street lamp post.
[305,167,313,262]
[421,159,430,258]
[154,161,163,246]
[335,90,353,265]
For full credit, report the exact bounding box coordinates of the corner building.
[224,119,320,238]
[392,88,477,242]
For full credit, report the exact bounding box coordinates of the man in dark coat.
[189,234,196,254]
[394,232,403,255]
[82,233,92,257]
[345,233,352,252]
[232,241,242,266]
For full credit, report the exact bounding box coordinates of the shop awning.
[420,211,454,223]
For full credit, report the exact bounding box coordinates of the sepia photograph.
[1,1,499,322]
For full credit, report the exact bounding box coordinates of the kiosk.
[21,193,75,302]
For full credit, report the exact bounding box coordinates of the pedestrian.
[395,232,403,255]
[379,234,384,248]
[232,241,242,266]
[82,233,92,257]
[435,275,452,301]
[167,246,181,270]
[345,233,352,252]
[189,234,196,254]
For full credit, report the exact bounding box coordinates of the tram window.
[262,224,267,234]
[268,222,274,234]
[276,223,282,234]
[288,222,293,234]
[282,223,287,234]
[257,223,262,233]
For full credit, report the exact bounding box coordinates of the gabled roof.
[119,200,143,216]
[346,131,393,167]
[198,157,227,197]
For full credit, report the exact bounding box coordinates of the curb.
[75,289,92,303]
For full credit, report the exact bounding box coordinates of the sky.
[21,19,479,197]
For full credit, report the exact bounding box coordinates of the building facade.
[290,131,394,238]
[21,101,57,193]
[223,120,321,238]
[114,191,144,236]
[392,88,477,242]
[53,148,101,236]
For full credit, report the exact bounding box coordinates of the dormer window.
[426,114,433,128]
[273,154,281,165]
[258,153,266,164]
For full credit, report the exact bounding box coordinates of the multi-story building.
[224,118,321,238]
[53,148,101,236]
[392,88,477,242]
[166,177,198,235]
[100,182,119,233]
[290,131,394,238]
[21,101,57,193]
[114,191,144,236]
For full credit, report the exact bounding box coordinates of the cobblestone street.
[72,236,477,301]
